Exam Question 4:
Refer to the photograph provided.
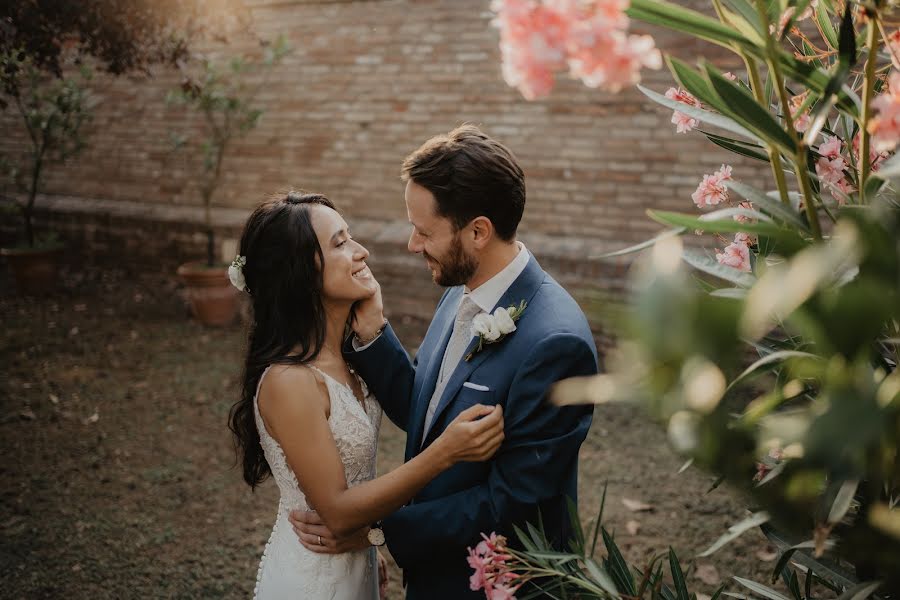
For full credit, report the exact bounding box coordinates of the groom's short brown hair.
[401,124,525,241]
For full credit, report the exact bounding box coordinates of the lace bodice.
[254,364,382,508]
[251,364,382,599]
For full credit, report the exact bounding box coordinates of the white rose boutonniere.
[465,300,527,361]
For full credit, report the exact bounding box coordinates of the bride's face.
[309,204,376,303]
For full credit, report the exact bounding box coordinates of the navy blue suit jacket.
[346,255,598,599]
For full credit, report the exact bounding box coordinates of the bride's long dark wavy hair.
[229,191,335,489]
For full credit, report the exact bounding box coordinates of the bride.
[228,191,505,599]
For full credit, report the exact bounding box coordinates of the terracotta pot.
[1,245,63,295]
[177,261,240,326]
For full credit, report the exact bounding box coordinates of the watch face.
[367,528,386,546]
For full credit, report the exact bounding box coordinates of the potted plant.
[167,36,289,326]
[0,49,93,294]
[486,0,899,596]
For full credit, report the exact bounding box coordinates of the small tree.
[167,36,290,267]
[1,49,93,247]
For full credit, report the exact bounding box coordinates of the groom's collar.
[464,242,530,314]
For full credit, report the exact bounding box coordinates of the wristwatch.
[367,523,386,547]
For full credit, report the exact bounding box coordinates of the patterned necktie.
[422,295,482,439]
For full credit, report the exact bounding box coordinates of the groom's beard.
[427,235,478,287]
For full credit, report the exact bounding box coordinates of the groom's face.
[405,180,478,287]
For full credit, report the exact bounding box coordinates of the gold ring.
[317,535,323,545]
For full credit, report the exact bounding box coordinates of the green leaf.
[724,181,808,229]
[628,0,755,49]
[566,496,585,552]
[584,559,622,597]
[732,576,791,600]
[802,4,856,145]
[669,548,690,600]
[776,51,860,117]
[699,512,770,557]
[727,350,822,390]
[682,249,758,288]
[666,58,734,115]
[704,132,770,162]
[827,479,859,523]
[639,84,757,142]
[816,3,839,49]
[836,581,882,600]
[723,0,764,34]
[603,528,636,595]
[593,227,686,258]
[704,65,797,154]
[647,209,794,238]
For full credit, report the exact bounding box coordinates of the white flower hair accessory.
[228,255,248,292]
[465,300,527,361]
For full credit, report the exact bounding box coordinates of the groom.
[293,125,598,598]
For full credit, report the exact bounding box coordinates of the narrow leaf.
[724,181,808,229]
[699,512,770,557]
[828,479,859,524]
[705,65,796,153]
[593,227,686,258]
[728,350,821,390]
[732,576,791,600]
[639,84,757,141]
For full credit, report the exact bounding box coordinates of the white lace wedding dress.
[252,364,383,599]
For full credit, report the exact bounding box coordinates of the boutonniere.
[465,301,527,361]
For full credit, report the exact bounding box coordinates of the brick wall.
[0,0,772,350]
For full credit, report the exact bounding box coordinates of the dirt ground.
[1,266,778,599]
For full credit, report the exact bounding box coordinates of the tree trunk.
[25,158,43,248]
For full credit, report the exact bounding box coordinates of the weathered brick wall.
[1,0,771,350]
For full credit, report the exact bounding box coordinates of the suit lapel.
[407,287,464,456]
[421,255,546,447]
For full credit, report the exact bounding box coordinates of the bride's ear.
[469,216,493,250]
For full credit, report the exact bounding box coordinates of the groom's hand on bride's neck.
[352,278,386,341]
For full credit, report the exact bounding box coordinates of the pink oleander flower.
[868,72,900,153]
[825,177,855,205]
[468,532,522,599]
[691,164,733,208]
[716,239,751,272]
[815,155,847,186]
[722,71,737,81]
[567,25,661,92]
[492,0,660,98]
[790,92,810,132]
[493,0,570,99]
[665,87,700,133]
[754,447,785,482]
[489,585,519,600]
[818,135,843,159]
[733,201,754,224]
[888,29,900,70]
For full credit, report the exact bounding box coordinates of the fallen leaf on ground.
[694,563,720,585]
[626,520,641,535]
[622,498,653,512]
[756,546,778,561]
[49,394,59,404]
[84,412,100,424]
[69,327,79,336]
[20,409,36,421]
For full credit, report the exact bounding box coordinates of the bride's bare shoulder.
[258,364,329,418]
